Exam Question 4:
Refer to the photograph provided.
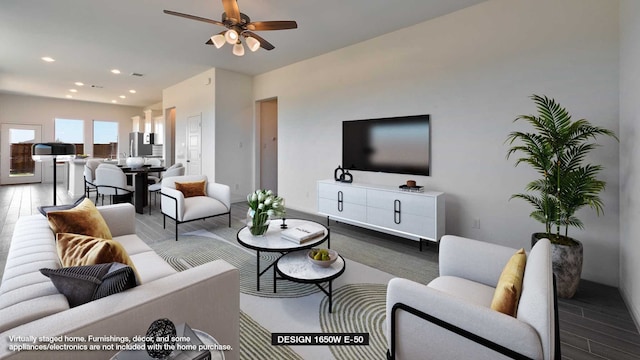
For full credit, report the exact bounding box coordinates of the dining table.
[118,165,165,214]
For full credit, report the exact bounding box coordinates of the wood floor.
[1,183,639,359]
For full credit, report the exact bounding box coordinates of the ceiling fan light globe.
[211,34,226,48]
[225,29,239,44]
[233,42,245,56]
[245,36,260,52]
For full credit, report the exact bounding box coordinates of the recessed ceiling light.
[129,89,136,94]
[41,57,55,62]
[69,89,77,93]
[65,95,72,98]
[119,95,126,99]
[74,82,84,86]
[111,100,117,103]
[111,69,121,74]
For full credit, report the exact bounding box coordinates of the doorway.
[1,123,42,185]
[259,99,278,192]
[186,114,202,175]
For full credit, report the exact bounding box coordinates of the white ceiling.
[0,0,487,107]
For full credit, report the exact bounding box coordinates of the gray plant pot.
[532,233,583,299]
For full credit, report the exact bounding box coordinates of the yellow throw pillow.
[56,233,139,283]
[47,198,112,239]
[490,248,527,317]
[175,180,206,198]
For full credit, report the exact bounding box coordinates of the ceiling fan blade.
[164,10,225,26]
[244,31,275,50]
[221,0,241,23]
[247,21,298,31]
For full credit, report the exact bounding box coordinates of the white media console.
[317,180,445,249]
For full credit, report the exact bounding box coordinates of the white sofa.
[0,203,239,360]
[386,235,558,360]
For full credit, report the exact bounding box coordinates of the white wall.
[214,69,254,202]
[162,69,216,177]
[162,68,253,201]
[619,0,640,328]
[254,0,621,285]
[0,93,141,159]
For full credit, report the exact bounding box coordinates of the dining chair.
[95,166,135,205]
[148,163,184,214]
[83,159,102,201]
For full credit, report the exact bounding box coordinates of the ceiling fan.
[164,0,297,56]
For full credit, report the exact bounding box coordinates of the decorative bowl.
[126,157,145,169]
[307,248,338,267]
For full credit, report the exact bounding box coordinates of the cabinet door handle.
[338,191,344,212]
[394,199,401,224]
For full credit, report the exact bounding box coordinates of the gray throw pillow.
[40,262,137,307]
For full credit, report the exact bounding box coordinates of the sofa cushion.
[175,180,206,198]
[40,263,137,307]
[128,252,177,284]
[428,276,495,307]
[47,198,113,239]
[491,248,527,316]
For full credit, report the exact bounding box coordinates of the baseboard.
[619,286,640,333]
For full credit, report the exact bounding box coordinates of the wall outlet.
[472,218,480,229]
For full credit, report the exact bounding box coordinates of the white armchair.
[386,235,559,360]
[160,175,231,241]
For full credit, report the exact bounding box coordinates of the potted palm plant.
[506,94,617,298]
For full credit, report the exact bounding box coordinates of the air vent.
[90,85,104,88]
[130,73,144,77]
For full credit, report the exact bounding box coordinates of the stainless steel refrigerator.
[129,132,155,157]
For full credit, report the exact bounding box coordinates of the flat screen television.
[342,114,430,176]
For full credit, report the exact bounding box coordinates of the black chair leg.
[175,221,179,241]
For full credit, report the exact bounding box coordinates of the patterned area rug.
[151,233,392,360]
[319,284,388,360]
[152,234,320,298]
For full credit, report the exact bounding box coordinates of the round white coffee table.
[237,218,329,292]
[276,250,346,313]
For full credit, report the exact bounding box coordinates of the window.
[9,128,36,177]
[54,118,84,155]
[93,121,119,159]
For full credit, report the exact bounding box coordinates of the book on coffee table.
[281,224,325,244]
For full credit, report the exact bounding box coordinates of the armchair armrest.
[439,235,519,287]
[386,278,541,360]
[161,187,185,221]
[207,182,231,210]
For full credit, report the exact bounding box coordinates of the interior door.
[1,123,42,184]
[186,114,202,175]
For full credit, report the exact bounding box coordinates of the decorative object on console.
[334,165,353,183]
[399,179,424,192]
[32,142,76,206]
[246,189,285,236]
[506,94,618,298]
[125,156,145,169]
[145,318,177,359]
